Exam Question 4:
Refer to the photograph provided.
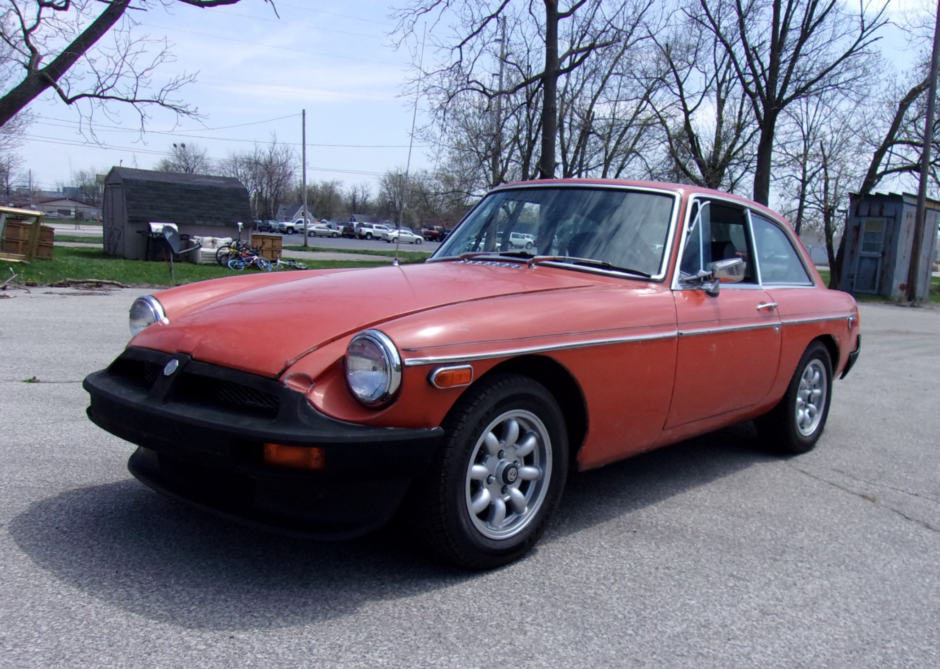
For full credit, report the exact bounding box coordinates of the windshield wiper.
[456,251,534,263]
[529,256,651,278]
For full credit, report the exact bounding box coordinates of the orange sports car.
[84,180,861,569]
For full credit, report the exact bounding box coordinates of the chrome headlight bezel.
[129,295,166,338]
[344,330,402,407]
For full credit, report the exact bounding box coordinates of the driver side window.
[680,199,756,283]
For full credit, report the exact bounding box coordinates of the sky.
[13,0,429,193]
[8,0,925,196]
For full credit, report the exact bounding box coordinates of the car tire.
[756,341,832,455]
[415,237,422,245]
[365,233,373,240]
[332,232,339,238]
[410,373,568,569]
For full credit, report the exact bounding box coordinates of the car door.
[665,197,782,428]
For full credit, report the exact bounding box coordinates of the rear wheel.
[256,257,273,272]
[227,257,246,271]
[757,341,832,454]
[410,373,568,569]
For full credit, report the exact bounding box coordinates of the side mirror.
[707,257,746,283]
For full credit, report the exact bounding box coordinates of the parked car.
[341,222,357,238]
[371,224,392,240]
[421,226,446,241]
[257,220,279,233]
[308,223,341,238]
[509,232,536,249]
[355,222,386,240]
[386,228,423,244]
[83,179,861,570]
[282,218,309,235]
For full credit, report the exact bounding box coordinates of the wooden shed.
[839,192,939,300]
[102,167,251,260]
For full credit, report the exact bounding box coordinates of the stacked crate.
[0,220,53,260]
[251,233,282,261]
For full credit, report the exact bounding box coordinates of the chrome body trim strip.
[780,314,856,326]
[403,330,678,367]
[678,322,780,337]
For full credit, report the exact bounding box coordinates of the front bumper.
[84,347,444,538]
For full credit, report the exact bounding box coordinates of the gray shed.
[102,167,251,259]
[839,192,939,300]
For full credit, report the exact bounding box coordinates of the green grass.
[10,246,389,288]
[816,269,940,303]
[53,235,103,244]
[284,244,430,262]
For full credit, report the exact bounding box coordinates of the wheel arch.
[813,334,839,371]
[477,355,588,471]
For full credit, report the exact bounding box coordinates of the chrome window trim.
[429,183,681,282]
[748,210,815,287]
[671,193,816,291]
[403,330,677,367]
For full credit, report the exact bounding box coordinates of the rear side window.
[751,215,812,285]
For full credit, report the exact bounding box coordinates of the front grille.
[108,357,162,392]
[172,373,281,420]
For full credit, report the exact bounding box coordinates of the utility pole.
[908,0,940,303]
[302,109,309,248]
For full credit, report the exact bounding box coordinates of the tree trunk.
[751,115,777,205]
[0,1,131,127]
[538,0,559,180]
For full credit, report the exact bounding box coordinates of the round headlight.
[345,330,402,406]
[129,296,166,338]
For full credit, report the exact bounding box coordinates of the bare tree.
[394,0,631,180]
[648,18,757,191]
[0,152,23,200]
[218,136,294,220]
[692,0,886,205]
[155,142,212,174]
[0,0,278,132]
[344,182,373,215]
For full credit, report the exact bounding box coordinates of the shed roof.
[105,167,251,227]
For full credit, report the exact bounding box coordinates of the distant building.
[102,167,251,260]
[35,197,99,221]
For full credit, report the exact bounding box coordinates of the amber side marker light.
[429,365,474,389]
[263,444,325,470]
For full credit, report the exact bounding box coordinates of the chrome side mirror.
[690,258,746,296]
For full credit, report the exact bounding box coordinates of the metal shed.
[839,192,939,300]
[102,167,251,260]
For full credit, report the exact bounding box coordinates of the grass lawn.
[816,268,940,303]
[9,246,388,288]
[53,235,103,244]
[284,245,429,262]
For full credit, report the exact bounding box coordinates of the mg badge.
[163,359,179,376]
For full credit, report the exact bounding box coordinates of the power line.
[33,118,424,149]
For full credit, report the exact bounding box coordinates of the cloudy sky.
[10,0,922,195]
[15,0,427,193]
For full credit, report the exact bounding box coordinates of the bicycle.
[216,238,257,267]
[271,258,308,270]
[227,250,273,272]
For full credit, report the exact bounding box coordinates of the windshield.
[433,186,676,278]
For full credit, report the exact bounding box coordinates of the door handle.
[757,302,778,311]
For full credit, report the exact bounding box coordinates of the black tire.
[756,341,833,455]
[410,373,568,569]
[365,233,373,240]
[415,237,422,245]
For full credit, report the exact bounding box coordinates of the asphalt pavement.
[0,288,938,668]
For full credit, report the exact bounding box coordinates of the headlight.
[129,296,166,338]
[345,330,402,406]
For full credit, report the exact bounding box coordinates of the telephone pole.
[302,109,309,248]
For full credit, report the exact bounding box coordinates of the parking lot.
[1,289,938,668]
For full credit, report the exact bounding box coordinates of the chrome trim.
[429,365,475,389]
[678,322,780,337]
[129,295,167,337]
[431,183,681,282]
[780,314,856,326]
[403,330,677,367]
[757,302,778,311]
[345,329,402,406]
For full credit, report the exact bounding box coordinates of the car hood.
[131,261,600,377]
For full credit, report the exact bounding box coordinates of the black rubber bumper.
[84,347,444,539]
[840,334,861,379]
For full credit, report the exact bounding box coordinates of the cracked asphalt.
[1,288,937,668]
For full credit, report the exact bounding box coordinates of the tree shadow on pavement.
[8,423,773,631]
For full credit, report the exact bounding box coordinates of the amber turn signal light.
[263,444,325,470]
[429,365,474,389]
